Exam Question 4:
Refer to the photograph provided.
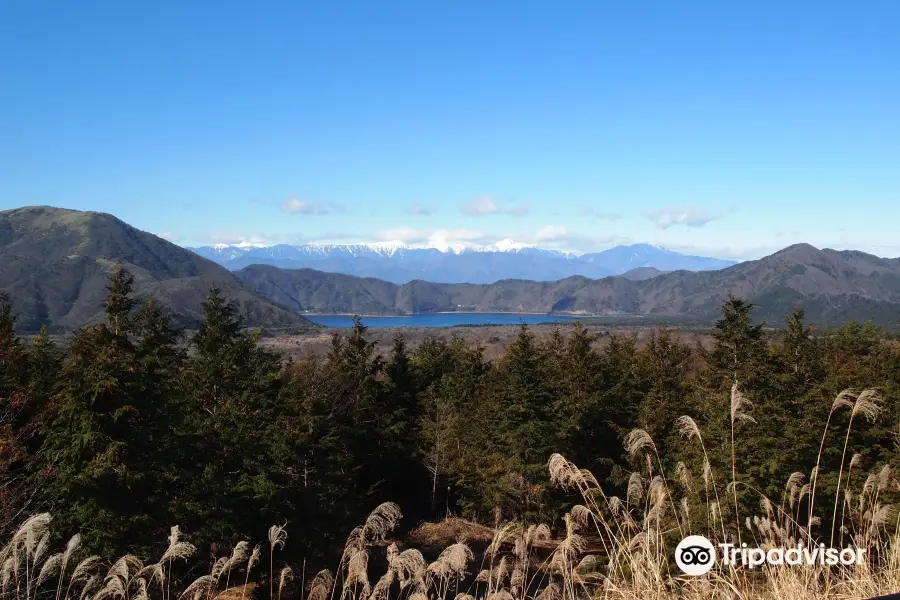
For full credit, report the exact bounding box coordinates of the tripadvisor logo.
[674,535,866,575]
[675,535,716,575]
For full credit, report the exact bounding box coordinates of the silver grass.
[730,382,756,425]
[626,472,644,505]
[624,429,655,459]
[33,533,52,567]
[95,575,127,600]
[675,462,694,493]
[180,575,215,600]
[70,556,103,584]
[368,569,394,600]
[307,570,333,600]
[534,583,560,600]
[268,525,288,552]
[210,557,229,580]
[278,566,293,599]
[247,545,261,571]
[137,564,165,587]
[161,542,196,563]
[36,553,63,587]
[134,579,149,600]
[12,513,51,549]
[570,505,592,529]
[227,541,250,572]
[79,575,101,600]
[675,415,702,441]
[363,503,402,545]
[878,465,893,492]
[108,555,143,583]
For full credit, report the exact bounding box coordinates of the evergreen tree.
[38,268,178,555]
[104,264,138,336]
[709,294,768,386]
[637,327,695,462]
[0,291,26,398]
[418,337,492,519]
[780,307,825,390]
[26,325,61,403]
[177,287,286,548]
[0,291,30,534]
[272,355,358,564]
[489,325,560,520]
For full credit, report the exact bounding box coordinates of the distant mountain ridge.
[189,242,736,283]
[0,206,316,333]
[5,206,899,332]
[235,243,900,329]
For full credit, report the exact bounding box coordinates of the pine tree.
[709,294,768,386]
[490,324,560,520]
[0,291,25,398]
[104,264,138,336]
[177,287,287,547]
[39,268,177,555]
[637,327,695,461]
[781,307,824,387]
[26,325,61,403]
[0,290,31,534]
[418,336,492,519]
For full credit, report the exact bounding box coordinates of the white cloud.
[280,198,342,215]
[460,196,529,217]
[200,231,288,246]
[535,225,570,241]
[526,225,629,253]
[373,227,488,246]
[406,203,436,216]
[373,228,431,243]
[644,207,714,229]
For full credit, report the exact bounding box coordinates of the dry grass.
[408,518,495,548]
[4,388,900,600]
[214,584,257,600]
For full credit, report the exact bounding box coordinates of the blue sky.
[1,1,899,259]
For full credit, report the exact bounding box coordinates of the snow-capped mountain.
[187,242,736,284]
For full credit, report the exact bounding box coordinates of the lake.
[306,313,578,328]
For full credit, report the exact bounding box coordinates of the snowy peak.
[188,242,736,284]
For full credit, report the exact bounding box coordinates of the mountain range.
[235,245,900,328]
[0,206,315,332]
[2,206,900,332]
[189,241,736,283]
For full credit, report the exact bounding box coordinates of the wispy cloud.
[200,231,274,246]
[373,227,488,244]
[155,232,183,242]
[644,207,714,229]
[460,196,529,217]
[406,203,436,216]
[578,207,621,220]
[529,225,628,253]
[280,198,343,215]
[373,228,430,243]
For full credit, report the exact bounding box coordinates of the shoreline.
[302,311,600,317]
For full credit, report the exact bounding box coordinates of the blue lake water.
[306,313,577,328]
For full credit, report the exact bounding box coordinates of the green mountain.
[0,206,316,332]
[237,244,900,328]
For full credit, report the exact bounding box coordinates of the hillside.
[237,244,900,328]
[0,206,317,332]
[193,242,735,283]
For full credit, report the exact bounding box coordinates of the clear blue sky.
[2,1,899,259]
